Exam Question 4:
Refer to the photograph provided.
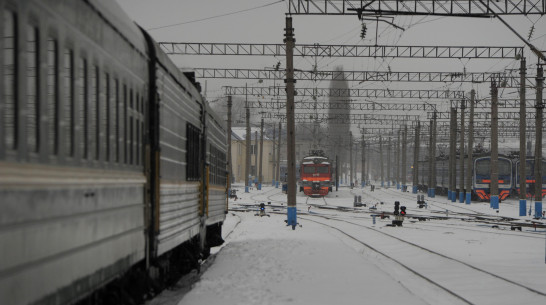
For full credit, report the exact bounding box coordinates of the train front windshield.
[302,165,329,174]
[475,159,511,176]
[303,166,315,174]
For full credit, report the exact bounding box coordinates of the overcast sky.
[114,0,546,141]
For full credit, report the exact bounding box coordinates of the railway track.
[299,212,546,305]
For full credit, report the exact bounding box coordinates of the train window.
[499,160,511,176]
[123,84,127,164]
[187,123,201,181]
[129,88,134,164]
[26,25,39,153]
[90,65,97,160]
[130,116,134,165]
[317,166,329,174]
[46,38,58,155]
[99,72,107,161]
[64,48,74,157]
[104,72,110,161]
[114,79,119,162]
[77,58,88,159]
[303,166,315,174]
[136,92,139,164]
[475,159,490,176]
[3,10,17,150]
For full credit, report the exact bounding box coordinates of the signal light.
[400,206,406,216]
[394,201,400,215]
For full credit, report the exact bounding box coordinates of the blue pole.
[459,192,464,203]
[397,182,400,189]
[451,191,456,203]
[275,181,279,188]
[287,207,297,229]
[448,190,452,201]
[465,192,471,204]
[534,201,542,218]
[412,186,418,194]
[257,183,262,190]
[519,199,526,217]
[491,195,499,210]
[245,185,249,193]
[431,188,435,198]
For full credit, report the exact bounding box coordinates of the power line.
[147,0,284,31]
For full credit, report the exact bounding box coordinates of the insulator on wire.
[360,23,367,39]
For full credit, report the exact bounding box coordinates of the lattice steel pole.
[432,112,438,198]
[380,136,384,187]
[276,122,281,187]
[428,120,433,197]
[361,134,366,187]
[227,96,233,194]
[519,58,527,215]
[466,90,475,204]
[449,107,457,202]
[350,131,354,189]
[459,100,465,203]
[387,137,392,187]
[397,129,401,189]
[245,106,251,193]
[490,81,500,209]
[402,125,408,191]
[272,124,276,186]
[285,17,298,228]
[412,121,420,194]
[534,64,543,218]
[258,118,264,190]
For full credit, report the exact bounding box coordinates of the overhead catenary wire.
[147,0,285,31]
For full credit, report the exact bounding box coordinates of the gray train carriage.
[0,0,149,304]
[147,39,227,267]
[203,103,228,250]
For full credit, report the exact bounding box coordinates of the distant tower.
[327,66,350,176]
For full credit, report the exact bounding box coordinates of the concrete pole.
[258,118,264,190]
[428,121,433,197]
[276,122,281,187]
[534,64,543,218]
[459,100,466,203]
[361,135,366,187]
[490,81,499,209]
[402,125,408,191]
[380,136,384,187]
[449,107,457,202]
[284,17,297,228]
[387,136,391,187]
[245,107,251,193]
[350,131,353,188]
[227,96,232,194]
[432,112,437,197]
[466,90,475,204]
[519,58,527,215]
[397,129,401,189]
[412,121,420,194]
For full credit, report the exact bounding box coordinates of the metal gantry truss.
[160,42,523,59]
[224,86,465,99]
[191,68,534,87]
[247,100,438,111]
[287,0,546,16]
[427,111,538,120]
[263,113,420,123]
[452,99,541,108]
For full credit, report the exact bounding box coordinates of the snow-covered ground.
[151,183,546,305]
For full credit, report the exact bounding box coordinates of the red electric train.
[299,150,333,197]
